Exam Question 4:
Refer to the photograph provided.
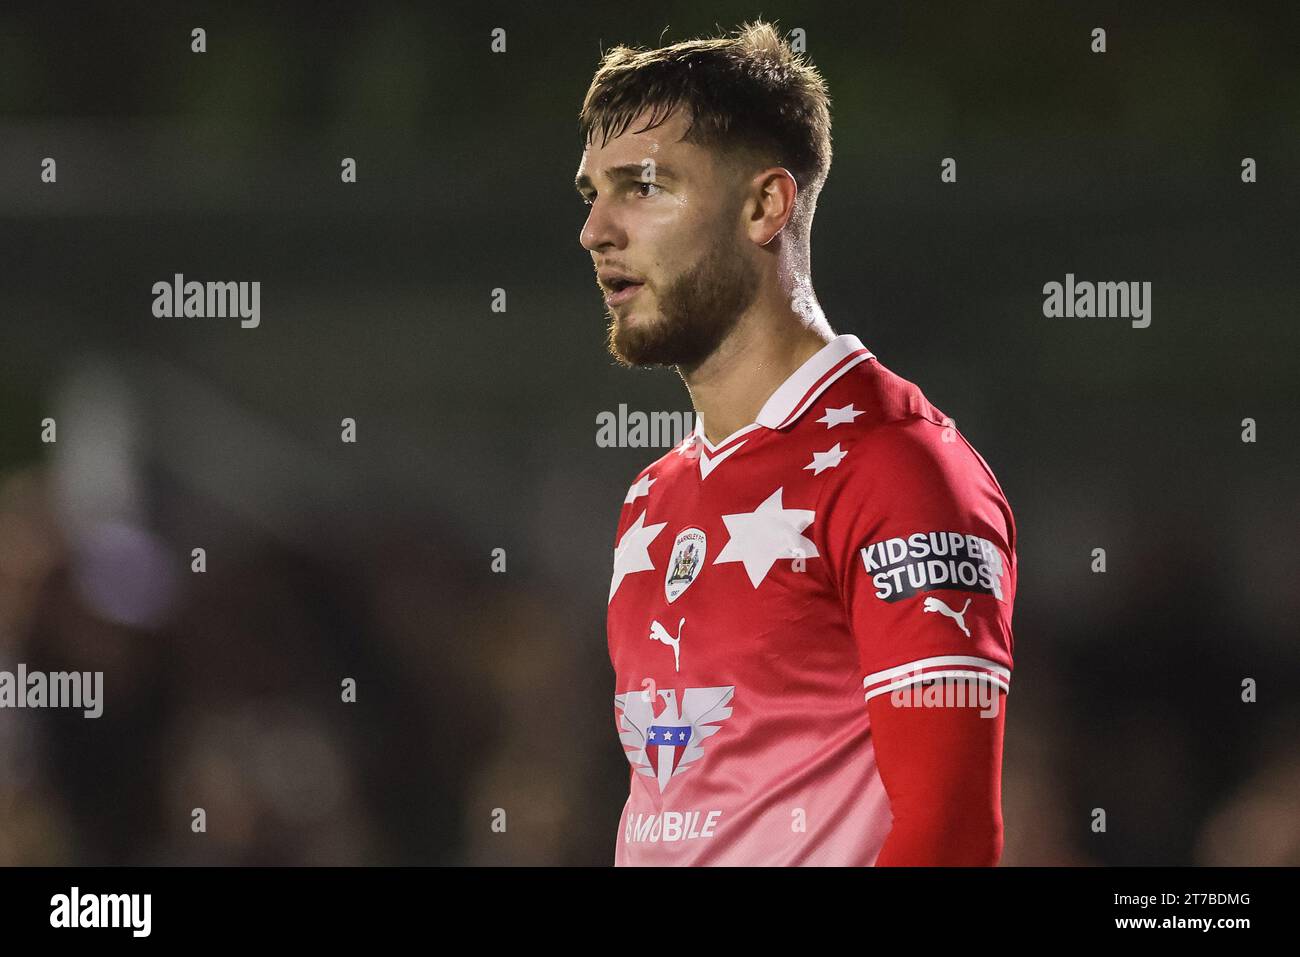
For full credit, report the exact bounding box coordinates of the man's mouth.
[605,279,645,307]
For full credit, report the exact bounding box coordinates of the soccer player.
[576,21,1017,866]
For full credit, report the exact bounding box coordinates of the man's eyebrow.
[574,163,677,193]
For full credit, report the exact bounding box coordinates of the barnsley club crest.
[665,527,707,602]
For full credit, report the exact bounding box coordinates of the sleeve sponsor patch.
[859,530,1005,602]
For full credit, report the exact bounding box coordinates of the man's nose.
[579,199,624,252]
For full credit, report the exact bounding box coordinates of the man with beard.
[577,20,1018,866]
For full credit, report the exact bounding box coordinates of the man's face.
[575,107,759,370]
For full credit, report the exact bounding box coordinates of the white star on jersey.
[713,487,819,588]
[610,510,667,603]
[816,404,864,428]
[804,443,848,475]
[624,474,656,504]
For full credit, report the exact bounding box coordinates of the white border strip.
[755,334,868,428]
[864,669,1010,703]
[776,350,874,430]
[864,655,1011,687]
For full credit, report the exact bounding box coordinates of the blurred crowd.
[0,357,1294,865]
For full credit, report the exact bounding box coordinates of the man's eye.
[636,182,661,198]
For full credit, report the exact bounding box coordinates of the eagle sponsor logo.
[859,530,1005,602]
[614,685,733,793]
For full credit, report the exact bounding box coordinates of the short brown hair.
[578,19,832,241]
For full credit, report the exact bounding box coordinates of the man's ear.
[746,167,798,247]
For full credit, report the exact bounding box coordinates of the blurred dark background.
[0,1,1297,865]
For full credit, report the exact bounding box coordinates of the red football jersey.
[606,334,1017,865]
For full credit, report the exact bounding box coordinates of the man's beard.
[606,234,759,371]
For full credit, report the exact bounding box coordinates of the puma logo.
[649,617,685,672]
[922,597,972,637]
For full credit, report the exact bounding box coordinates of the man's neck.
[682,307,834,446]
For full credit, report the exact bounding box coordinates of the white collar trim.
[691,334,874,449]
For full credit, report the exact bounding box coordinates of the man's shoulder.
[808,358,1009,506]
[808,355,950,437]
[788,356,953,474]
[808,359,1017,567]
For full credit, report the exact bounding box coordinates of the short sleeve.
[816,417,1017,703]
